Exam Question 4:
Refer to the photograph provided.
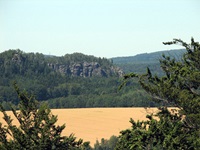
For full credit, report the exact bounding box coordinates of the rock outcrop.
[8,50,124,77]
[48,62,124,77]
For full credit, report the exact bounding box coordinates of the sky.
[0,0,200,58]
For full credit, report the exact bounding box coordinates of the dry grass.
[0,107,159,146]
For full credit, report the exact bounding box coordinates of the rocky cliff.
[47,61,124,77]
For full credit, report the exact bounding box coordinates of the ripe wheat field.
[0,107,159,146]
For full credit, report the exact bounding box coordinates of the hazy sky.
[0,0,200,58]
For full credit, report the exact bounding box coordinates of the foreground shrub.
[117,38,200,149]
[0,83,83,150]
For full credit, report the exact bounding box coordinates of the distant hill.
[0,49,154,109]
[112,49,186,74]
[0,48,185,109]
[0,49,123,78]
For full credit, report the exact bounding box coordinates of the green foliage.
[0,83,83,149]
[47,77,155,108]
[1,76,154,109]
[116,108,194,150]
[0,50,155,108]
[112,49,186,74]
[94,135,118,150]
[117,38,200,149]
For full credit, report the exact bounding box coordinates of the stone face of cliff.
[47,61,124,77]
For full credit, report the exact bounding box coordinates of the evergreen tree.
[94,136,118,150]
[117,38,200,149]
[0,82,83,150]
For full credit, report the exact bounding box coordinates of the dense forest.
[0,49,185,109]
[0,49,155,109]
[112,49,186,74]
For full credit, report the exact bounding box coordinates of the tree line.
[0,50,155,109]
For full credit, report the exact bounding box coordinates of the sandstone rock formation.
[47,61,123,77]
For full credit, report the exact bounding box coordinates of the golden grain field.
[0,107,159,146]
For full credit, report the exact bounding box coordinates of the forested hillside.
[0,49,155,109]
[112,49,186,74]
[0,49,123,78]
[0,49,186,109]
